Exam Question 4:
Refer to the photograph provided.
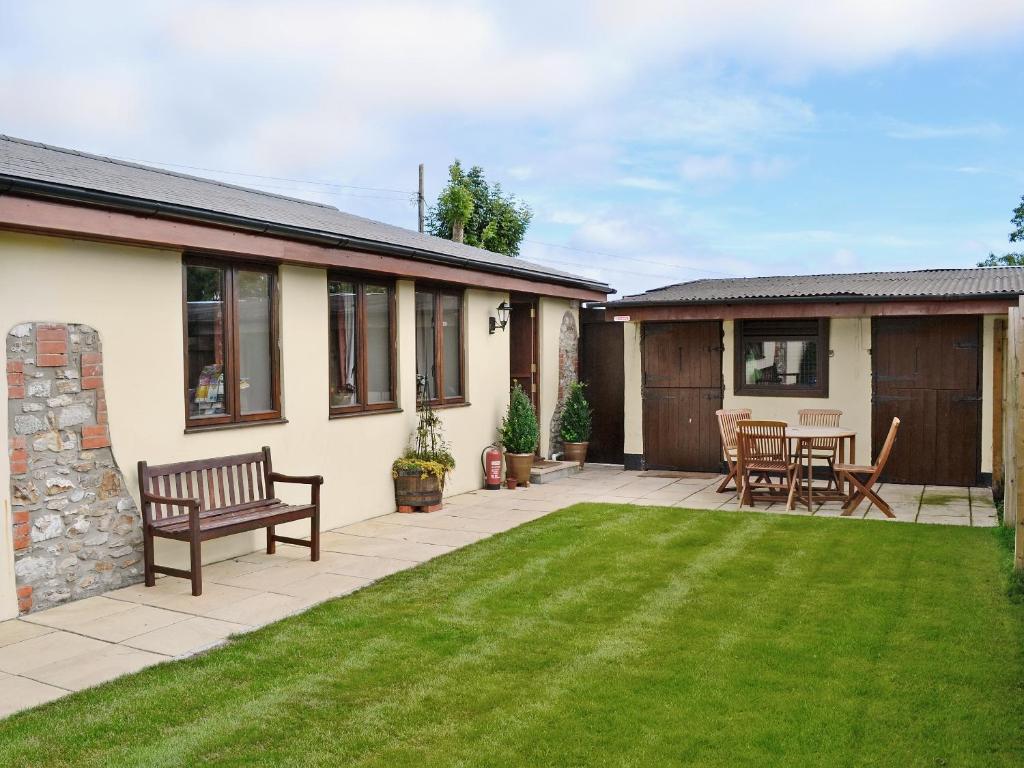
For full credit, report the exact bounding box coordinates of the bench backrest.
[138,447,275,520]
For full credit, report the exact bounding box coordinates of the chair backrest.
[716,409,752,455]
[867,417,901,484]
[798,408,843,450]
[138,447,274,520]
[736,420,788,464]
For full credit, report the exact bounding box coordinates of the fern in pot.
[559,381,593,468]
[500,382,539,487]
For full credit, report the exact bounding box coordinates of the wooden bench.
[137,447,322,596]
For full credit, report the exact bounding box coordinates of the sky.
[1,1,1023,297]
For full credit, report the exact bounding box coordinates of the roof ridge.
[701,266,1024,283]
[0,134,341,211]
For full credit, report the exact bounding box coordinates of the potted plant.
[559,381,593,468]
[500,382,539,486]
[392,378,455,512]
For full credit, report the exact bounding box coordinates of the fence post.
[1015,298,1024,570]
[1005,308,1017,530]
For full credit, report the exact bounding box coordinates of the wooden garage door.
[642,322,723,471]
[872,316,981,486]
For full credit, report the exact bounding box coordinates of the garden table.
[784,425,857,511]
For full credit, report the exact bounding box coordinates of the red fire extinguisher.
[481,444,503,490]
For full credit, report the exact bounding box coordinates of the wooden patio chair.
[736,420,799,509]
[715,408,751,492]
[835,417,901,517]
[797,408,843,490]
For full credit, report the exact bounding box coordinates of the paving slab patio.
[0,464,999,720]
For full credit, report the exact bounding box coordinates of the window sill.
[429,401,471,410]
[330,407,404,420]
[733,389,828,399]
[185,417,288,434]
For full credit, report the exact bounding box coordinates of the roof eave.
[0,175,613,296]
[607,292,1021,308]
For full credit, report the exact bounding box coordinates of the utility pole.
[417,163,425,233]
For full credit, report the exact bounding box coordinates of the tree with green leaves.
[499,382,539,454]
[427,160,532,257]
[978,194,1024,267]
[558,382,593,444]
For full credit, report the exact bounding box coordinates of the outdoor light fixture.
[489,301,512,334]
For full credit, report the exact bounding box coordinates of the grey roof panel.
[612,268,1024,305]
[0,135,610,293]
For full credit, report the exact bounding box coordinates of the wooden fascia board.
[0,195,607,302]
[604,298,1016,322]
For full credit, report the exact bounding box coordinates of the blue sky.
[2,1,1023,296]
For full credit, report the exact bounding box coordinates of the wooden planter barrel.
[394,468,443,511]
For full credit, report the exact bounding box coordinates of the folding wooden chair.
[835,417,901,517]
[736,420,800,509]
[797,408,843,490]
[715,408,751,492]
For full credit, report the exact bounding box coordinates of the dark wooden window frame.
[182,255,282,429]
[415,284,466,407]
[734,318,829,398]
[328,273,398,417]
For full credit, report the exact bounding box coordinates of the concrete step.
[529,459,581,484]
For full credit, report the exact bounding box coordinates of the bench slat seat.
[138,447,322,596]
[151,502,315,539]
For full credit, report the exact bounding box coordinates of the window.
[183,258,280,428]
[329,276,396,415]
[734,319,829,397]
[415,286,464,404]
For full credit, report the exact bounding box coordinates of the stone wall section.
[549,311,579,456]
[6,322,142,614]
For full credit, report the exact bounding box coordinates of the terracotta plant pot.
[562,441,589,468]
[505,477,518,490]
[504,452,534,487]
[393,468,443,510]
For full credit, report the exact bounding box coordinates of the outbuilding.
[602,269,1024,487]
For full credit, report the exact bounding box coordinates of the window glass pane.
[442,293,462,398]
[743,339,818,388]
[365,285,392,403]
[186,265,227,418]
[415,291,437,400]
[238,270,273,414]
[329,281,359,408]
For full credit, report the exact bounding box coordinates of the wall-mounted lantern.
[489,301,512,334]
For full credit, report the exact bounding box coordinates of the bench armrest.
[140,492,199,511]
[268,472,324,486]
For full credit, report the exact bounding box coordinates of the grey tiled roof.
[0,135,610,293]
[612,268,1024,306]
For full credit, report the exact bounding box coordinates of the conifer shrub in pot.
[392,378,455,511]
[559,381,593,468]
[500,382,539,486]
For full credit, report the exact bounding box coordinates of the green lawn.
[2,504,1023,767]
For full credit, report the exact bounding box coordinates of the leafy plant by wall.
[500,382,539,454]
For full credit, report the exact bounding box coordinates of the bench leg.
[311,511,320,562]
[143,525,155,587]
[267,525,276,555]
[190,536,203,596]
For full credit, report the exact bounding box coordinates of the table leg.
[838,439,846,497]
[805,439,813,512]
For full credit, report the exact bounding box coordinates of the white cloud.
[616,176,677,192]
[679,155,738,183]
[624,90,816,149]
[885,120,1005,140]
